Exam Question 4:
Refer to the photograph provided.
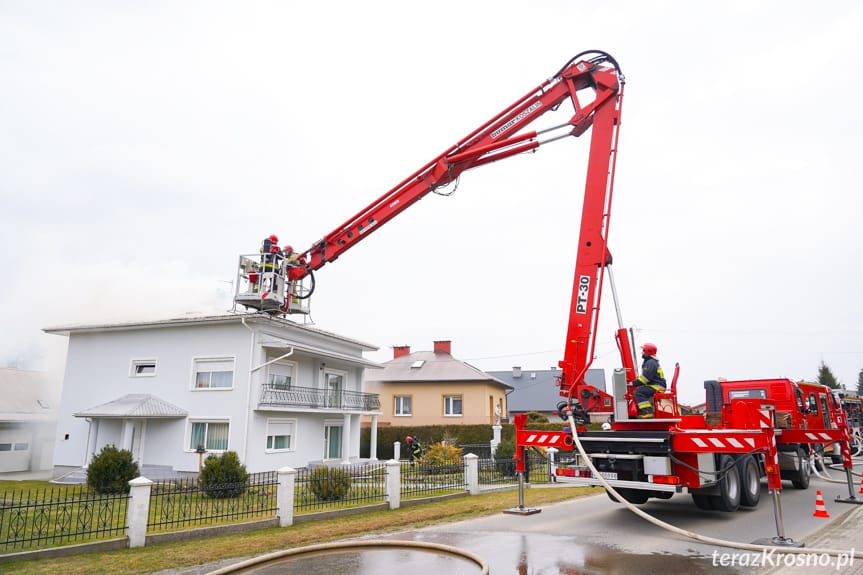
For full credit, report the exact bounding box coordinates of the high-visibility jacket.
[407,438,423,460]
[636,356,666,389]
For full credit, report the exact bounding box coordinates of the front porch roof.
[73,394,188,418]
[260,340,383,369]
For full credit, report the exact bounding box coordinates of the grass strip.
[2,486,599,575]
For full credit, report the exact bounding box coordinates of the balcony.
[257,383,381,412]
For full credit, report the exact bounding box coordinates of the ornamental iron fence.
[293,462,387,513]
[147,471,278,532]
[0,484,128,552]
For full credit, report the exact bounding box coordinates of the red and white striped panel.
[522,433,566,446]
[676,434,758,452]
[803,432,838,442]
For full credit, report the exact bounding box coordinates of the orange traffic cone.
[813,490,831,518]
[858,478,863,495]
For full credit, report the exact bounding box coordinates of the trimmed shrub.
[309,466,352,501]
[86,445,140,494]
[526,411,550,423]
[423,442,463,465]
[199,451,248,498]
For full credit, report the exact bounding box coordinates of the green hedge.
[360,421,589,460]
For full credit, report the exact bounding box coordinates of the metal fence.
[0,484,129,552]
[1,453,552,554]
[476,448,550,487]
[147,471,278,532]
[293,462,387,513]
[400,459,466,499]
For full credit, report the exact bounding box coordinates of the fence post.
[386,459,401,510]
[464,453,479,495]
[127,476,153,548]
[277,467,296,527]
[546,447,558,481]
[393,441,401,461]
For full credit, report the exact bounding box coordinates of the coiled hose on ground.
[204,539,489,575]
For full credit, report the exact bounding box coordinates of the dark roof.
[366,350,512,389]
[488,368,606,412]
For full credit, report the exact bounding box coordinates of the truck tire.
[711,454,741,512]
[737,455,761,507]
[691,493,714,510]
[791,447,810,489]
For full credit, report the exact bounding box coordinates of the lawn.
[0,484,600,575]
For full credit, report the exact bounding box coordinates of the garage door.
[0,430,32,473]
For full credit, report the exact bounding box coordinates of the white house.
[44,313,383,477]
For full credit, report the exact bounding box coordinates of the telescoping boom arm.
[284,50,635,405]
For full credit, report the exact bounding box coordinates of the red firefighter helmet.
[405,436,412,443]
[269,234,279,243]
[641,343,658,356]
[284,245,294,254]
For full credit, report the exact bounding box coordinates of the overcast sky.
[2,1,862,405]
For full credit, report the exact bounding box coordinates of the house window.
[189,421,229,451]
[325,370,345,408]
[267,362,296,390]
[130,358,157,377]
[266,418,295,451]
[324,422,342,459]
[394,395,412,416]
[0,444,10,452]
[193,358,234,389]
[13,443,29,451]
[444,395,463,416]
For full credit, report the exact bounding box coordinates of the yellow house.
[363,341,511,426]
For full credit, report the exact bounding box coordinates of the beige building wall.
[366,380,507,426]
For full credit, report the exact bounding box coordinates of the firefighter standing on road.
[405,436,423,464]
[634,343,666,418]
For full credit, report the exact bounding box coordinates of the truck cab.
[718,378,846,482]
[718,378,843,431]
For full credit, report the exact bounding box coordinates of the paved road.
[160,474,862,575]
[381,476,859,574]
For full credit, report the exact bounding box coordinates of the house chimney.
[433,340,451,354]
[512,366,522,378]
[393,345,411,359]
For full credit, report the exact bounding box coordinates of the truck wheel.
[691,493,714,510]
[711,454,741,512]
[737,455,761,507]
[791,448,810,489]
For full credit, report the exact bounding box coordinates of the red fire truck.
[515,372,856,513]
[227,50,859,518]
